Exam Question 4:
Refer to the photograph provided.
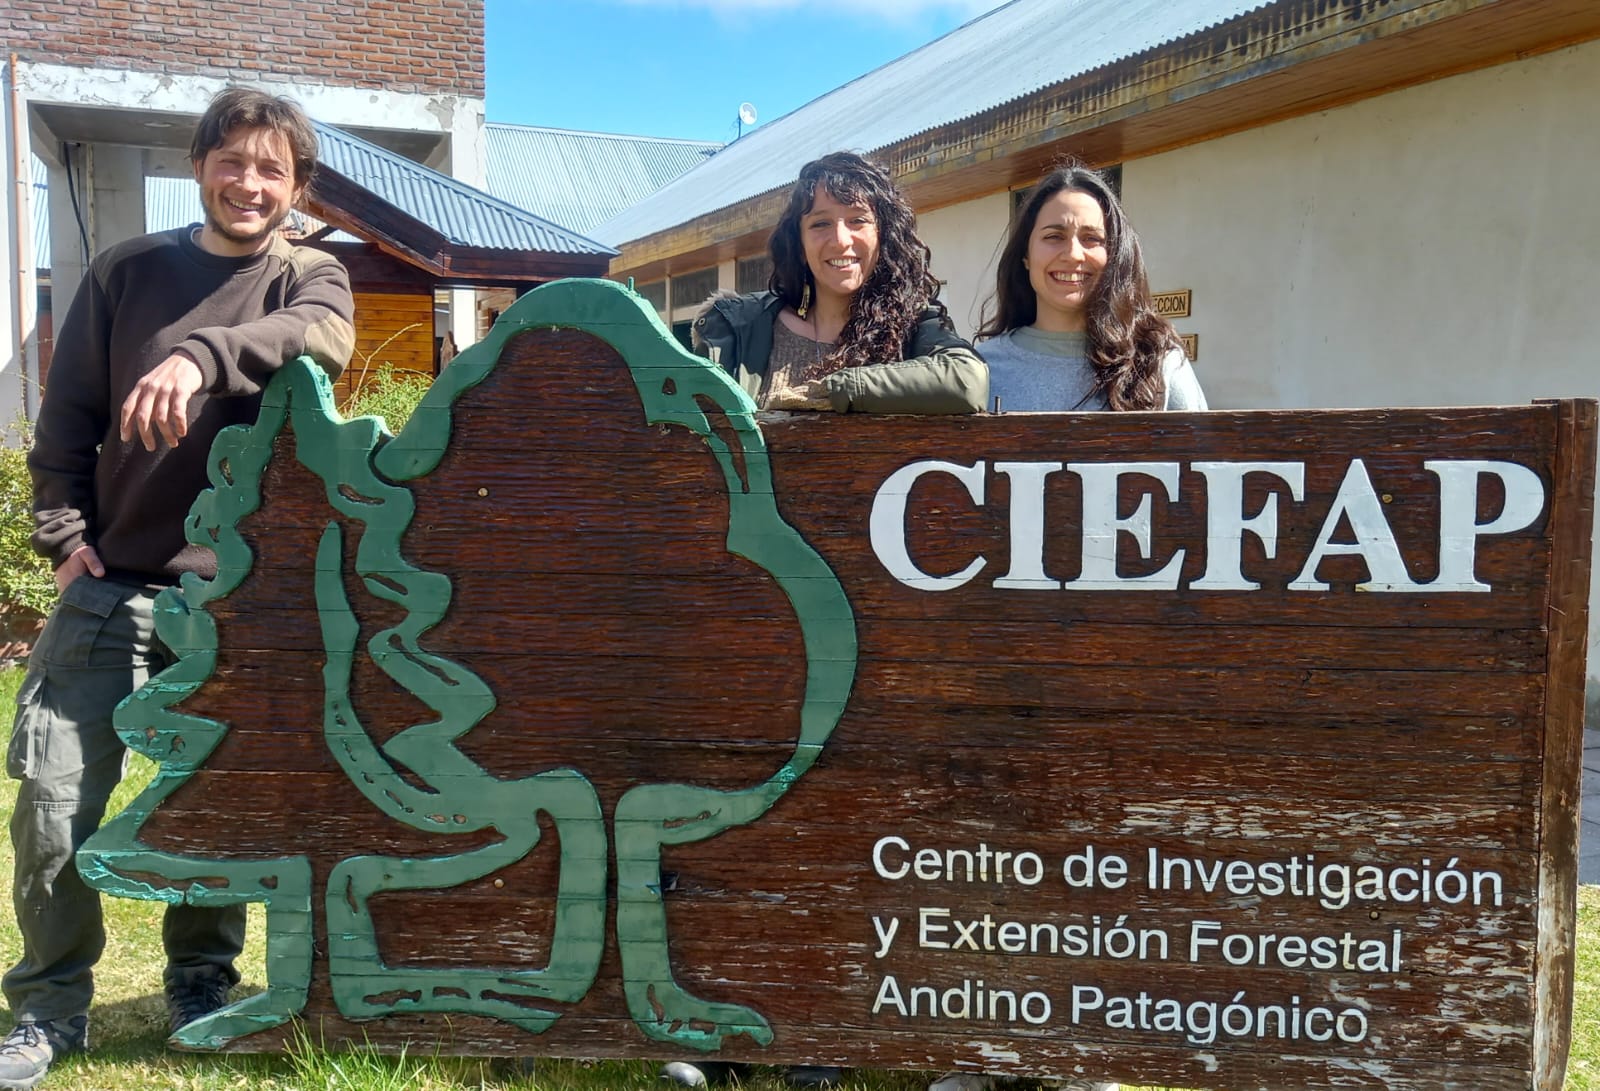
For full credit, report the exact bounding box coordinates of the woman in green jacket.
[693,151,986,415]
[663,154,981,1091]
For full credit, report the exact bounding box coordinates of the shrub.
[0,422,57,616]
[340,364,432,434]
[0,350,433,621]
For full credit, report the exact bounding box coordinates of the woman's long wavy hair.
[977,165,1180,411]
[768,152,949,370]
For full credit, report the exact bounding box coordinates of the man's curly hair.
[768,152,950,370]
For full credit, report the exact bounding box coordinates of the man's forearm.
[175,252,356,396]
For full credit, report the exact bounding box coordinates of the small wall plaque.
[1180,332,1198,361]
[1153,288,1192,318]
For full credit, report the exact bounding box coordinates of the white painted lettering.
[993,461,1063,589]
[1062,462,1186,590]
[872,835,910,880]
[918,907,951,949]
[1062,845,1129,889]
[1289,459,1422,591]
[1425,460,1546,591]
[1190,461,1305,590]
[871,915,899,959]
[870,460,986,590]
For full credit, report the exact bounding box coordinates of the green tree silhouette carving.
[78,279,858,1052]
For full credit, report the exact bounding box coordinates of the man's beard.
[204,198,290,247]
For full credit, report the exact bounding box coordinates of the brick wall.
[7,0,483,96]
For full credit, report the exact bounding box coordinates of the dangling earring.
[797,280,811,318]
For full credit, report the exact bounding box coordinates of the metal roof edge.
[487,121,722,149]
[599,0,1545,258]
[592,0,1279,244]
[313,120,619,257]
[877,1,1273,148]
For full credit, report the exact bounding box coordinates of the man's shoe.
[165,968,233,1034]
[928,1075,995,1091]
[661,1061,748,1086]
[784,1066,844,1087]
[0,1016,88,1091]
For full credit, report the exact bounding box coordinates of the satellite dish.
[736,102,758,138]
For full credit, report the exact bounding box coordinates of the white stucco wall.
[919,41,1600,714]
[1120,39,1600,716]
[918,190,1013,340]
[1121,39,1599,414]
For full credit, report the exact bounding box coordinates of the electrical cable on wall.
[62,142,90,266]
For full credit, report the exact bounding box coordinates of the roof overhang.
[609,0,1600,284]
[28,103,447,163]
[307,170,614,284]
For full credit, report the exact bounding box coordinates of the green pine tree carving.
[79,278,857,1053]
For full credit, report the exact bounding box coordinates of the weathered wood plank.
[1531,398,1598,1089]
[76,286,1594,1090]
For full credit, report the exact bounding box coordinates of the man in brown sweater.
[0,87,354,1090]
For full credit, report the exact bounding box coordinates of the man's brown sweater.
[29,227,356,583]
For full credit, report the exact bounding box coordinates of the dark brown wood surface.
[133,328,1595,1091]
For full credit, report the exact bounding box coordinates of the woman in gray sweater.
[941,165,1198,1091]
[976,164,1204,413]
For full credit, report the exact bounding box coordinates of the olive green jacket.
[691,291,988,414]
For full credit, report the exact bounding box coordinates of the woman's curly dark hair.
[977,164,1181,411]
[768,152,950,370]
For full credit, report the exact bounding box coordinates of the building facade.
[593,0,1600,717]
[2,0,488,422]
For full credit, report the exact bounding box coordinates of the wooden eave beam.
[303,186,615,284]
[609,0,1600,284]
[435,249,614,281]
[304,186,451,277]
[297,241,439,295]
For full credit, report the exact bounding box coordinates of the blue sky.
[485,0,1003,143]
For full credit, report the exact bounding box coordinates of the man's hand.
[120,352,204,451]
[55,545,105,593]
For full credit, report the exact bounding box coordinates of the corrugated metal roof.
[312,120,617,257]
[30,121,706,270]
[29,157,49,271]
[592,0,1267,246]
[146,173,203,234]
[486,125,719,234]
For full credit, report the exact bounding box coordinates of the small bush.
[340,364,432,434]
[0,422,58,616]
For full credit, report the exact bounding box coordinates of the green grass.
[0,662,1593,1090]
[1574,890,1600,1091]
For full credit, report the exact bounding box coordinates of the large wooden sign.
[79,280,1595,1090]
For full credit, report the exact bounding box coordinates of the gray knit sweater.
[977,327,1207,412]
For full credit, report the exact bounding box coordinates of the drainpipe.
[7,54,35,422]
